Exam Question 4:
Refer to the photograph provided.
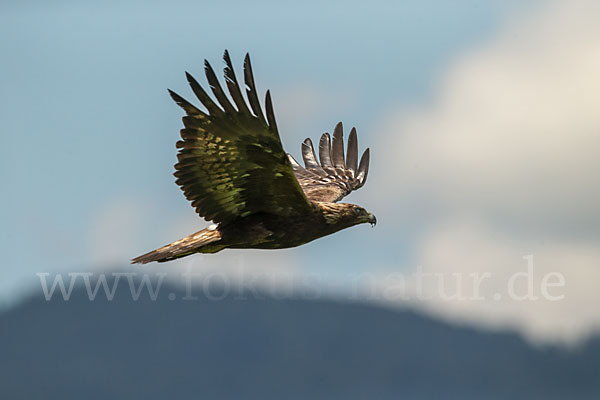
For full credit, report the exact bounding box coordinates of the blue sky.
[10,0,600,345]
[1,0,524,295]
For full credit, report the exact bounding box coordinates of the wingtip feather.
[319,132,333,168]
[356,147,370,186]
[203,57,236,113]
[222,50,251,114]
[331,122,345,168]
[168,89,202,115]
[301,138,319,168]
[265,90,278,132]
[346,127,358,172]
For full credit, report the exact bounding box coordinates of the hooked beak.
[367,213,377,227]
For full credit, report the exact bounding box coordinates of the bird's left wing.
[288,122,370,203]
[169,51,313,225]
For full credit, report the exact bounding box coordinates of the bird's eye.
[353,207,362,215]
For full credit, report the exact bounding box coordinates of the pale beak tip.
[368,213,377,227]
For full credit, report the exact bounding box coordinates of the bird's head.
[317,202,377,230]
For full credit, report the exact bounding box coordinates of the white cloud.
[377,0,600,233]
[371,222,600,344]
[371,1,600,344]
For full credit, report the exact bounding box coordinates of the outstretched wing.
[288,122,370,203]
[169,51,312,225]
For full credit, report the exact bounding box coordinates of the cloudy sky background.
[2,0,599,345]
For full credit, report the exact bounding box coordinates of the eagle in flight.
[132,51,375,264]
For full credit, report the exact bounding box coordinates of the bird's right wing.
[169,51,313,225]
[288,122,370,203]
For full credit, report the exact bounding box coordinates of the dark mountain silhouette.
[1,276,598,399]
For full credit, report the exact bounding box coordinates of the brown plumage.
[132,51,375,264]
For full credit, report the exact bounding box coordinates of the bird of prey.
[132,51,375,264]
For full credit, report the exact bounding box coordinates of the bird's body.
[223,202,372,249]
[132,51,375,264]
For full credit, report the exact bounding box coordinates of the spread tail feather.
[131,227,223,264]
